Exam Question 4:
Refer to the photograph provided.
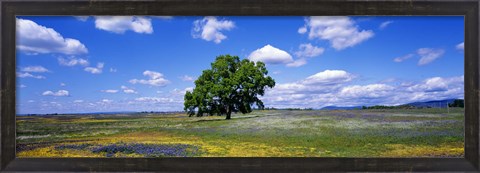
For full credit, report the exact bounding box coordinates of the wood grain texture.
[464,1,480,170]
[3,158,479,172]
[1,1,17,171]
[0,0,476,16]
[1,0,479,172]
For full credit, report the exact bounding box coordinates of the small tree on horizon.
[184,55,275,120]
[448,99,464,108]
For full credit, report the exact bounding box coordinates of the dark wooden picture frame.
[1,0,479,172]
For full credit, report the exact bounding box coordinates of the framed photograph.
[2,0,479,172]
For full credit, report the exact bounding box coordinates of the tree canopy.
[448,99,464,108]
[184,55,275,119]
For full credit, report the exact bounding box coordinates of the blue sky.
[16,16,464,114]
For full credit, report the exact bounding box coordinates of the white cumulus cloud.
[101,99,113,103]
[84,62,104,74]
[264,69,355,97]
[302,70,355,85]
[456,42,464,50]
[123,89,137,94]
[339,84,395,99]
[298,26,307,34]
[180,75,195,82]
[192,16,235,44]
[288,43,325,67]
[260,74,464,109]
[299,16,374,50]
[170,87,194,96]
[393,53,414,63]
[42,90,69,96]
[135,97,174,103]
[248,45,293,65]
[101,90,118,93]
[120,86,138,94]
[129,70,170,87]
[294,43,325,58]
[417,48,445,66]
[95,16,153,34]
[21,66,49,73]
[16,18,88,55]
[286,59,307,67]
[407,76,463,93]
[16,72,45,79]
[394,48,445,65]
[379,21,393,30]
[260,70,356,108]
[58,57,89,67]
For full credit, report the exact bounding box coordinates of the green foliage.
[448,99,464,108]
[184,55,275,119]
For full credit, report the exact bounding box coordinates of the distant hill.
[321,106,362,110]
[405,99,458,108]
[320,99,463,110]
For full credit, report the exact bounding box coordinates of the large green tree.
[184,55,275,120]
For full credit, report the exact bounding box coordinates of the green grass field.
[16,108,464,157]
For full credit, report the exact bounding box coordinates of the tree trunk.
[226,107,232,120]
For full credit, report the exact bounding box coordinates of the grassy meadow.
[16,108,464,158]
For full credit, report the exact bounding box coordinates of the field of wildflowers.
[16,108,464,157]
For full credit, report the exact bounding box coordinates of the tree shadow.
[193,115,262,122]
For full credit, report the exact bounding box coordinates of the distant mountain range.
[320,99,462,110]
[320,106,362,110]
[404,99,458,108]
